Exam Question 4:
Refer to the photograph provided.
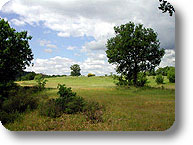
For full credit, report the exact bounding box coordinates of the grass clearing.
[5,76,175,131]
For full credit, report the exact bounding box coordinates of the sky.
[0,0,175,76]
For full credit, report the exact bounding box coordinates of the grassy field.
[4,76,175,131]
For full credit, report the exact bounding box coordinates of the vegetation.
[88,73,95,77]
[34,74,48,90]
[106,22,165,86]
[158,0,175,16]
[0,18,33,86]
[0,85,39,124]
[167,67,175,83]
[156,74,164,84]
[4,76,175,131]
[70,64,81,76]
[0,19,175,131]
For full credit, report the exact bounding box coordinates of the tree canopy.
[0,18,33,84]
[106,22,165,86]
[70,64,81,76]
[158,0,175,16]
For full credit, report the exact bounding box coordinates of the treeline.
[146,66,175,76]
[16,71,67,81]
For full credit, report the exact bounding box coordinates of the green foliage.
[167,67,175,83]
[156,75,164,84]
[136,72,148,87]
[0,18,33,84]
[56,84,86,114]
[106,22,165,86]
[40,84,86,118]
[39,99,62,118]
[70,64,81,76]
[34,74,47,90]
[156,66,171,76]
[0,86,39,124]
[83,101,105,123]
[20,72,36,81]
[113,74,130,86]
[113,72,147,87]
[159,0,175,16]
[1,90,38,114]
[0,111,20,124]
[88,73,95,77]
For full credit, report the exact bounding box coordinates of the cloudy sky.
[0,0,175,75]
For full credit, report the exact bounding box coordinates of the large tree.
[0,18,33,84]
[106,22,165,86]
[70,64,81,76]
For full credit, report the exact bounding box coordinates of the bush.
[34,74,47,90]
[167,67,175,83]
[87,73,95,77]
[0,86,39,124]
[0,111,20,124]
[156,75,164,84]
[39,99,62,118]
[2,91,38,114]
[136,72,147,87]
[39,84,105,123]
[113,75,130,86]
[83,101,105,123]
[40,84,86,117]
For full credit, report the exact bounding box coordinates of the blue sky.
[0,0,175,75]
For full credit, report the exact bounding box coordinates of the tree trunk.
[133,72,137,86]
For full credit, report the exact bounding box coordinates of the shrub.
[113,75,130,86]
[167,67,175,83]
[39,99,62,118]
[0,86,39,124]
[2,91,38,114]
[34,74,47,90]
[156,74,164,84]
[40,84,86,117]
[87,73,95,77]
[0,111,20,124]
[83,101,105,123]
[136,72,147,87]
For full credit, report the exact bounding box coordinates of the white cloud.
[26,54,116,75]
[39,39,57,49]
[44,48,53,53]
[81,39,107,52]
[1,0,175,50]
[159,49,175,68]
[10,18,25,26]
[2,0,175,75]
[66,46,76,50]
[0,0,9,10]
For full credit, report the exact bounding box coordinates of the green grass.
[5,76,175,131]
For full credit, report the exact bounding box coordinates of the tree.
[106,22,165,86]
[0,18,33,84]
[70,64,81,76]
[167,67,175,83]
[34,74,47,90]
[158,0,175,16]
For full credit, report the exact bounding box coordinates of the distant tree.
[156,66,174,76]
[0,18,33,84]
[167,67,175,83]
[106,22,165,86]
[70,64,81,76]
[158,0,175,16]
[87,73,95,77]
[34,74,47,90]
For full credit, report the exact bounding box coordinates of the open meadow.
[4,76,175,131]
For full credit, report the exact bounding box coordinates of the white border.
[0,0,192,144]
